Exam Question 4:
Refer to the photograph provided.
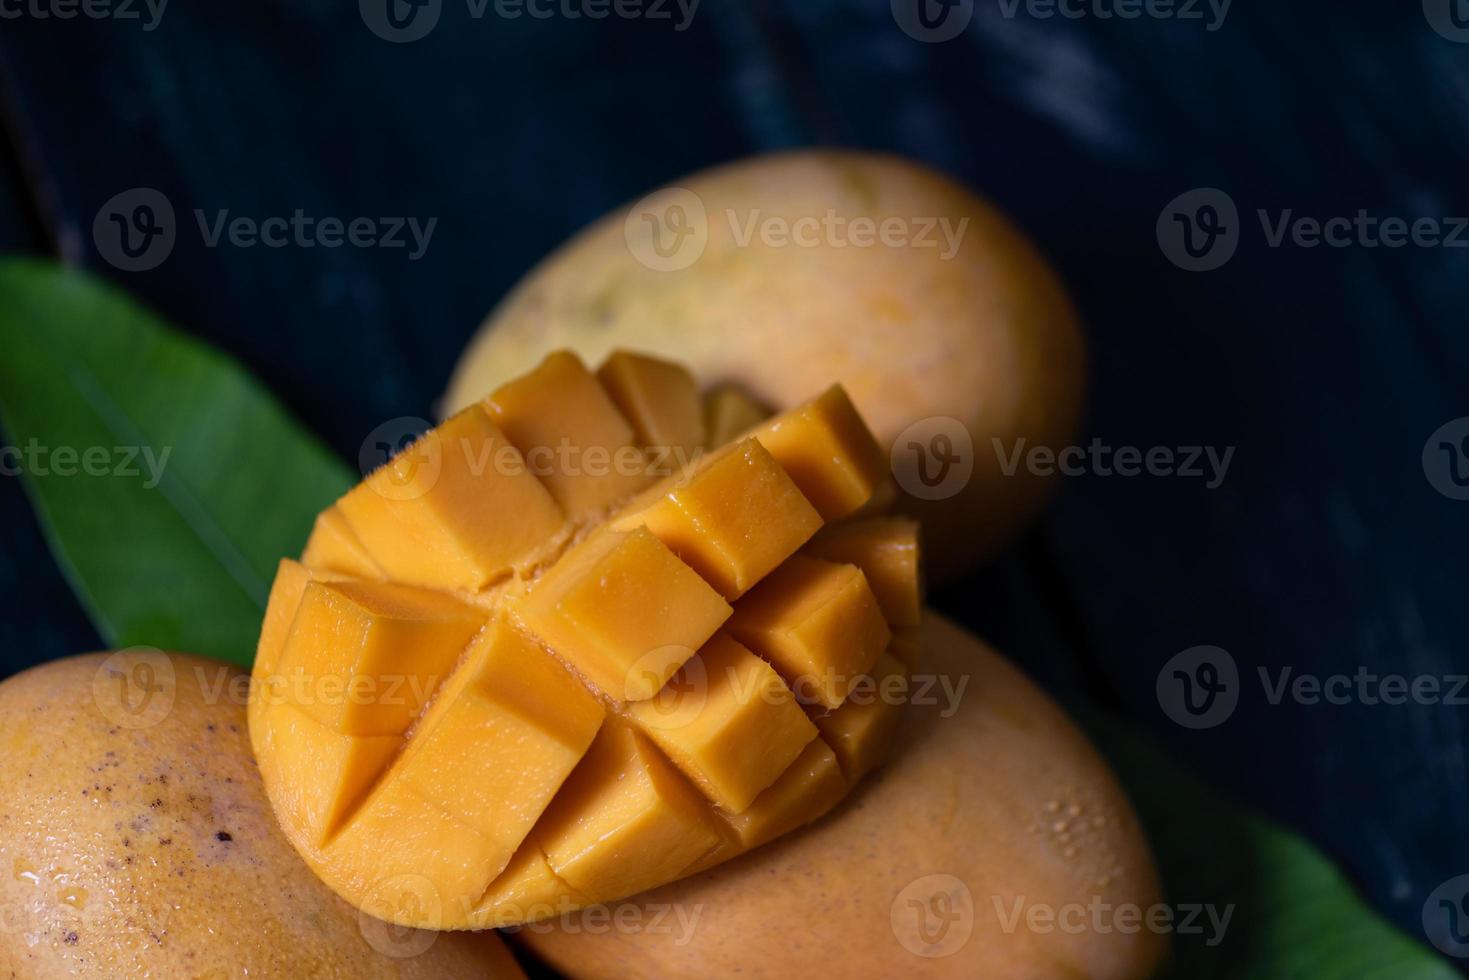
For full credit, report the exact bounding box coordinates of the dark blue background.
[0,0,1464,957]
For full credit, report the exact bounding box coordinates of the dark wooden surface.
[1,0,1465,954]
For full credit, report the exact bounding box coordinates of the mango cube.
[475,837,591,926]
[327,771,507,919]
[516,527,731,701]
[301,505,384,579]
[631,633,818,813]
[275,580,484,735]
[536,723,724,903]
[338,406,567,592]
[258,704,399,846]
[703,384,771,446]
[749,386,886,521]
[804,516,922,626]
[612,438,822,599]
[485,351,653,520]
[597,350,704,458]
[728,555,890,709]
[809,651,910,781]
[889,626,924,669]
[396,620,604,861]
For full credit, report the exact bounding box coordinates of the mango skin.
[444,151,1086,578]
[520,614,1166,980]
[0,652,522,979]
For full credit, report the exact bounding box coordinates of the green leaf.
[1077,707,1457,979]
[0,259,354,666]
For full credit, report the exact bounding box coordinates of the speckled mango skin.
[444,151,1086,579]
[522,613,1167,980]
[0,652,523,979]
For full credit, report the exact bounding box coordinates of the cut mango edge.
[249,349,922,930]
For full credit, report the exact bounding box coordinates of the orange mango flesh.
[597,350,705,458]
[250,350,914,929]
[803,516,923,626]
[703,384,770,446]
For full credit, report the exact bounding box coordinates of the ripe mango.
[443,151,1086,577]
[519,614,1167,979]
[253,350,923,930]
[0,651,522,979]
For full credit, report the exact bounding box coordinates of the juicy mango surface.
[251,350,921,930]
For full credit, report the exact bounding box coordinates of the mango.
[443,151,1087,577]
[0,651,522,979]
[519,615,1166,980]
[253,350,914,929]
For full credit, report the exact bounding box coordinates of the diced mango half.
[536,723,725,903]
[728,555,891,709]
[631,632,818,813]
[703,384,770,446]
[597,350,704,458]
[804,516,923,626]
[485,351,654,520]
[612,438,821,599]
[748,385,886,521]
[515,527,731,701]
[809,651,911,781]
[301,505,384,579]
[251,350,915,930]
[338,406,567,592]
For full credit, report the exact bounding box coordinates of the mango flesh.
[520,614,1167,980]
[252,349,923,929]
[443,150,1087,577]
[0,651,522,979]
